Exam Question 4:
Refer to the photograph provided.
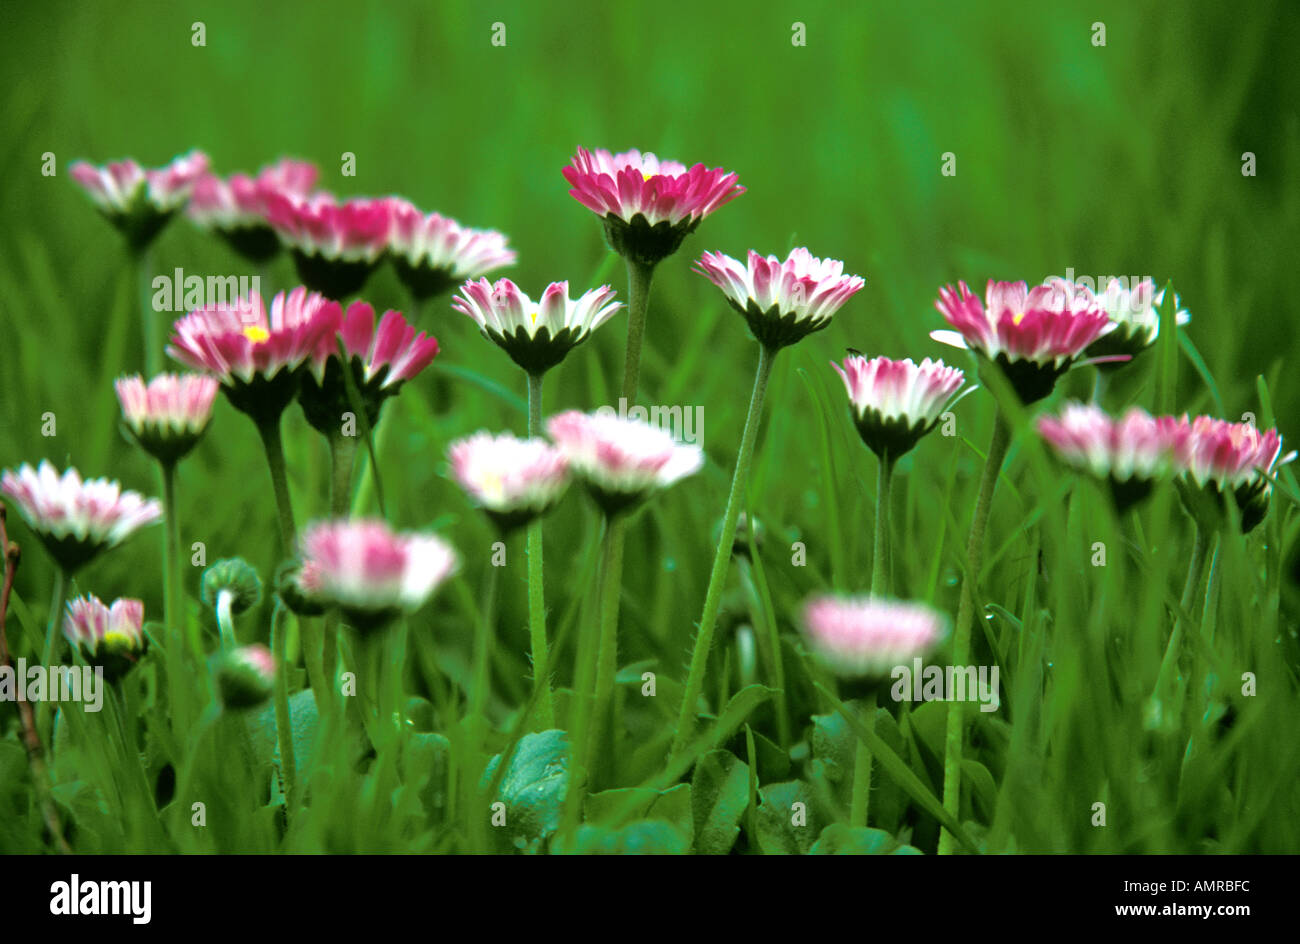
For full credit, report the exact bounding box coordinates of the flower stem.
[939,414,1011,854]
[620,260,656,403]
[589,515,627,783]
[215,590,237,649]
[37,568,69,741]
[328,431,357,518]
[135,246,158,376]
[255,414,297,557]
[525,371,554,729]
[671,343,777,758]
[849,692,878,828]
[270,600,297,815]
[159,459,193,731]
[1152,523,1210,713]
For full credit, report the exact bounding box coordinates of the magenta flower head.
[1085,277,1191,370]
[215,644,277,710]
[298,300,440,437]
[932,279,1110,404]
[188,158,318,263]
[563,147,743,267]
[168,287,343,425]
[63,595,147,679]
[265,191,394,299]
[297,519,459,631]
[697,248,865,350]
[115,372,219,465]
[800,595,948,679]
[547,410,703,516]
[833,354,965,462]
[2,462,162,573]
[453,278,622,376]
[1037,403,1180,512]
[387,198,517,303]
[69,150,209,250]
[447,431,570,533]
[1170,415,1294,533]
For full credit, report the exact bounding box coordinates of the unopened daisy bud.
[69,151,209,250]
[298,519,459,632]
[299,300,440,435]
[273,558,328,618]
[201,558,264,614]
[833,354,965,462]
[1037,403,1177,512]
[1084,278,1191,369]
[265,191,393,298]
[387,198,517,302]
[800,595,947,678]
[546,410,703,516]
[215,644,277,710]
[696,248,865,350]
[1,462,161,573]
[115,373,218,465]
[1170,415,1294,533]
[63,595,147,680]
[453,278,622,375]
[187,158,319,263]
[932,279,1110,404]
[563,147,743,266]
[447,431,570,533]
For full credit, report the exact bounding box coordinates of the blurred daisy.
[115,372,219,465]
[563,147,743,266]
[453,278,622,375]
[297,519,458,631]
[265,192,394,298]
[447,431,570,533]
[387,198,516,303]
[697,248,865,350]
[833,354,965,461]
[215,644,277,710]
[547,410,703,516]
[933,279,1110,403]
[1037,403,1181,511]
[1084,277,1191,369]
[63,594,146,678]
[187,157,319,262]
[1169,415,1294,532]
[69,150,209,249]
[1,462,161,573]
[801,595,947,678]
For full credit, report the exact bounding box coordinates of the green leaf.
[756,780,822,855]
[810,824,923,854]
[811,711,856,806]
[481,729,569,853]
[690,750,750,855]
[561,820,690,854]
[585,782,693,845]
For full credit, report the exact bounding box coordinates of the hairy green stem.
[215,590,237,649]
[159,459,193,731]
[270,601,297,815]
[849,692,878,828]
[671,343,776,757]
[590,515,627,781]
[939,415,1011,855]
[525,370,554,728]
[620,260,656,403]
[136,247,158,376]
[255,415,297,557]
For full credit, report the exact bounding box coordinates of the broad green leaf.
[810,824,923,854]
[690,750,750,855]
[481,729,569,853]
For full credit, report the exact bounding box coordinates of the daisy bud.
[200,558,264,615]
[265,192,394,299]
[387,198,516,302]
[563,147,743,267]
[696,248,865,350]
[215,644,277,710]
[1,462,161,574]
[1084,278,1191,370]
[447,431,570,533]
[932,279,1111,404]
[1169,415,1294,533]
[452,278,622,376]
[546,410,703,516]
[115,372,219,465]
[63,595,147,680]
[299,300,440,435]
[273,558,328,618]
[833,354,965,462]
[297,519,459,632]
[800,595,947,678]
[1037,403,1178,512]
[69,151,209,250]
[187,158,319,263]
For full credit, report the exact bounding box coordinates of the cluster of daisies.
[0,144,1289,850]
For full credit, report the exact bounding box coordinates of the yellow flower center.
[1012,311,1025,326]
[244,325,270,344]
[530,308,540,326]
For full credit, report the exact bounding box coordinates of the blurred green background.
[1,0,1297,852]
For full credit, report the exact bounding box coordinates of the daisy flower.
[697,248,865,350]
[1169,415,1294,532]
[69,150,210,249]
[115,372,219,465]
[833,354,965,461]
[63,595,147,678]
[265,192,394,298]
[187,157,319,262]
[215,644,277,710]
[801,595,948,678]
[1084,277,1191,369]
[447,431,570,532]
[387,198,516,302]
[1037,403,1181,511]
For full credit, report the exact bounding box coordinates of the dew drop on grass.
[663,557,676,572]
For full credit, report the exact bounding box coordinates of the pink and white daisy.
[697,248,865,350]
[800,595,947,678]
[265,192,394,298]
[833,354,965,461]
[453,278,622,375]
[546,410,703,515]
[215,644,278,709]
[2,462,162,573]
[1168,415,1294,532]
[167,287,343,422]
[1037,403,1181,511]
[187,158,319,262]
[933,279,1111,403]
[115,372,219,464]
[69,150,210,248]
[447,431,570,532]
[1085,277,1192,367]
[63,595,146,676]
[387,198,517,302]
[299,300,440,434]
[297,519,459,630]
[563,147,743,265]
